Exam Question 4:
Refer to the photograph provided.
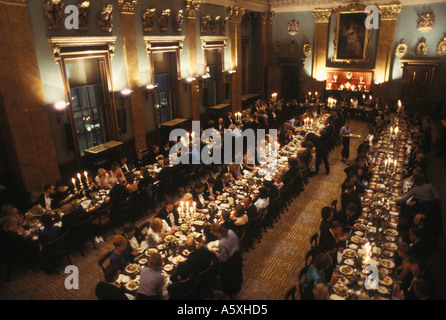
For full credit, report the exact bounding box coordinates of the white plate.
[163,264,174,271]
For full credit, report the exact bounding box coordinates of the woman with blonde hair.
[95,168,110,188]
[136,252,165,300]
[146,218,178,248]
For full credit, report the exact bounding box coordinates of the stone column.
[0,0,60,192]
[312,9,332,93]
[228,6,244,113]
[376,5,402,102]
[119,0,147,152]
[185,0,201,121]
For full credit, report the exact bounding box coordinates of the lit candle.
[84,171,88,181]
[180,201,184,214]
[72,178,77,190]
[186,201,189,214]
[390,127,393,135]
[394,160,397,173]
[308,92,311,97]
[384,159,388,171]
[193,202,196,214]
[77,173,82,184]
[395,126,399,135]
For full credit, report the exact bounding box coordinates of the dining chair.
[40,230,71,274]
[91,203,115,241]
[310,232,319,249]
[98,250,113,275]
[284,285,297,300]
[66,216,96,256]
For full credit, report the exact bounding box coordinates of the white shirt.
[44,194,52,211]
[255,197,269,212]
[166,211,177,227]
[198,193,205,205]
[216,229,239,263]
[127,236,140,251]
[146,220,171,248]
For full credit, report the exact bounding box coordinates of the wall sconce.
[144,83,158,101]
[200,72,210,89]
[54,100,69,124]
[120,88,133,107]
[184,77,196,92]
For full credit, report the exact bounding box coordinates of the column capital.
[184,0,200,18]
[259,10,274,24]
[378,4,402,21]
[313,8,332,23]
[227,6,245,23]
[118,0,137,14]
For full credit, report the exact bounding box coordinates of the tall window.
[155,73,173,124]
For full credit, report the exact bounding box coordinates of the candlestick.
[384,159,388,172]
[193,202,196,214]
[72,178,77,192]
[77,173,84,188]
[394,160,397,173]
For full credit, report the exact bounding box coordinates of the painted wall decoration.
[201,14,211,33]
[332,11,371,64]
[417,11,435,33]
[287,19,299,35]
[98,4,113,33]
[219,17,228,35]
[288,40,297,55]
[143,8,156,32]
[395,39,408,58]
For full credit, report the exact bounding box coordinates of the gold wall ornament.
[312,8,332,23]
[219,16,228,35]
[378,4,402,21]
[98,4,113,32]
[184,0,200,18]
[437,36,446,56]
[77,1,90,32]
[142,8,156,32]
[227,6,245,23]
[288,40,297,55]
[43,0,65,31]
[303,43,311,56]
[417,12,434,33]
[201,14,211,33]
[173,10,184,32]
[416,38,428,57]
[209,16,220,33]
[158,9,170,32]
[395,39,408,58]
[118,0,137,14]
[287,19,299,35]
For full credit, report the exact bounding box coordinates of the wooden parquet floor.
[0,120,385,300]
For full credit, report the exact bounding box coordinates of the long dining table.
[329,116,412,300]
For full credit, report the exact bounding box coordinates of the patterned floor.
[236,120,369,300]
[0,120,404,299]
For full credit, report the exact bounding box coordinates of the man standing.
[300,130,330,175]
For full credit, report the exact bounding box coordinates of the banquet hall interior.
[1,0,446,301]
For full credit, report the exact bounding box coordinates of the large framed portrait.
[332,10,371,64]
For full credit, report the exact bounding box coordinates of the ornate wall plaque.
[173,10,184,32]
[288,40,297,55]
[227,6,245,23]
[158,9,171,32]
[416,38,428,57]
[98,4,113,33]
[43,0,65,31]
[395,39,408,58]
[118,0,137,14]
[437,36,446,56]
[287,19,299,35]
[417,12,434,33]
[184,0,200,18]
[142,8,156,32]
[303,43,311,56]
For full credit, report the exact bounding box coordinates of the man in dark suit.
[300,130,330,175]
[319,221,347,263]
[214,173,232,195]
[157,203,180,228]
[192,183,209,210]
[242,196,258,220]
[95,264,130,300]
[182,237,216,276]
[409,226,430,261]
[39,183,56,211]
[334,202,359,233]
[60,203,89,233]
[204,177,217,201]
[109,177,130,225]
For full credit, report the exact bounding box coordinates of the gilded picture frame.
[395,39,408,58]
[332,10,371,64]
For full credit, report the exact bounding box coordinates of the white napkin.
[330,294,345,300]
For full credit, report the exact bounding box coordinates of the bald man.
[183,237,215,275]
[313,283,330,300]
